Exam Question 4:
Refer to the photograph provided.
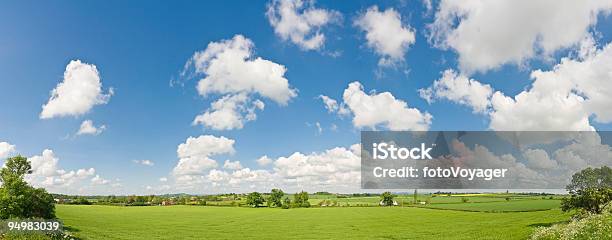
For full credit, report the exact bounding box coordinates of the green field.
[419,199,561,212]
[57,202,570,240]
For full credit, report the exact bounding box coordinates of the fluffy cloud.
[91,175,110,185]
[174,143,362,193]
[133,160,154,166]
[489,40,612,130]
[266,0,341,50]
[428,0,612,73]
[0,141,16,159]
[256,155,273,166]
[40,60,113,119]
[423,41,612,131]
[223,160,243,170]
[354,6,416,66]
[552,133,612,173]
[76,168,96,178]
[524,149,558,169]
[184,35,297,130]
[189,35,297,104]
[419,69,493,113]
[273,144,361,190]
[318,95,349,115]
[77,120,106,136]
[25,149,101,192]
[341,81,432,130]
[192,93,264,130]
[172,135,235,177]
[28,149,59,177]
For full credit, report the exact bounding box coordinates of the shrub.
[562,188,612,214]
[461,197,469,203]
[281,197,291,209]
[69,197,91,205]
[530,203,612,240]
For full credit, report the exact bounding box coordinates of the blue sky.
[1,0,612,194]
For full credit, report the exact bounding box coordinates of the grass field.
[57,202,570,240]
[419,199,561,212]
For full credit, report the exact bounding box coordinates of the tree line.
[245,189,311,208]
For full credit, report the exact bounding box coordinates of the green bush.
[530,204,612,240]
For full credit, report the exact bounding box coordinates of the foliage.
[69,197,92,205]
[281,197,291,209]
[246,192,264,207]
[565,166,611,194]
[292,191,310,208]
[561,188,612,214]
[0,156,56,219]
[531,203,612,240]
[562,166,612,214]
[380,192,395,206]
[267,189,284,207]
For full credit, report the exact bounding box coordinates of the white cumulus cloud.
[489,40,612,130]
[91,175,110,185]
[172,135,235,177]
[267,0,341,50]
[318,95,350,115]
[428,0,612,73]
[40,60,113,119]
[223,160,243,170]
[524,149,558,169]
[192,93,264,130]
[25,149,100,191]
[256,155,273,166]
[0,141,16,159]
[76,119,106,136]
[354,6,416,66]
[342,81,432,130]
[184,35,297,130]
[419,69,493,113]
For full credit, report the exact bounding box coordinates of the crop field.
[56,196,571,240]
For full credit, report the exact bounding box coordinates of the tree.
[292,191,310,208]
[380,192,395,206]
[413,189,418,204]
[268,189,284,207]
[246,192,264,207]
[566,166,612,194]
[127,195,136,204]
[0,155,56,219]
[562,166,612,214]
[281,197,291,209]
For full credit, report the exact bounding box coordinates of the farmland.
[56,194,571,240]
